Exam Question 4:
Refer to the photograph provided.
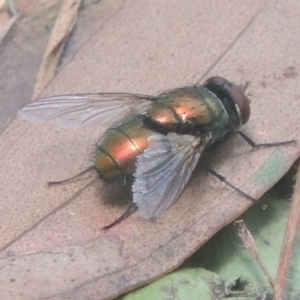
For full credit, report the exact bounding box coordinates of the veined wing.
[133,132,203,219]
[19,93,157,129]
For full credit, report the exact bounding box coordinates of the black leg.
[199,162,258,203]
[236,131,296,148]
[103,202,137,230]
[199,132,295,205]
[48,166,95,185]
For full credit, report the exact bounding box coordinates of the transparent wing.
[19,93,157,129]
[132,132,203,219]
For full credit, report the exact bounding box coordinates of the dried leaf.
[32,0,81,100]
[0,0,123,134]
[0,1,300,299]
[0,0,20,44]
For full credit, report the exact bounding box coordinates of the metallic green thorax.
[94,85,233,179]
[152,86,230,132]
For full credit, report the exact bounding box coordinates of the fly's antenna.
[240,81,252,101]
[242,81,250,93]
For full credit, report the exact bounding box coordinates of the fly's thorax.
[95,115,153,179]
[146,86,229,134]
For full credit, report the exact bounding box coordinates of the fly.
[20,77,295,229]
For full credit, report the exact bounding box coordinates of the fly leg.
[199,162,259,203]
[48,166,95,185]
[199,133,295,204]
[103,203,137,230]
[236,131,296,148]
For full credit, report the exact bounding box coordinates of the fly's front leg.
[236,131,296,148]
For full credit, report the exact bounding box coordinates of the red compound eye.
[203,76,250,125]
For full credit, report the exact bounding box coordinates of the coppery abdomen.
[95,115,153,179]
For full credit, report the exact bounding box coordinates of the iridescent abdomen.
[95,115,153,179]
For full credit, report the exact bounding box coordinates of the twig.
[274,162,300,300]
[233,219,275,290]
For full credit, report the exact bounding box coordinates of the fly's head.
[203,77,251,130]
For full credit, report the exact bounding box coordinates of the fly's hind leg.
[48,166,95,185]
[103,202,137,230]
[236,131,296,148]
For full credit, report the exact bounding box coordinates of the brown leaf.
[1,1,300,299]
